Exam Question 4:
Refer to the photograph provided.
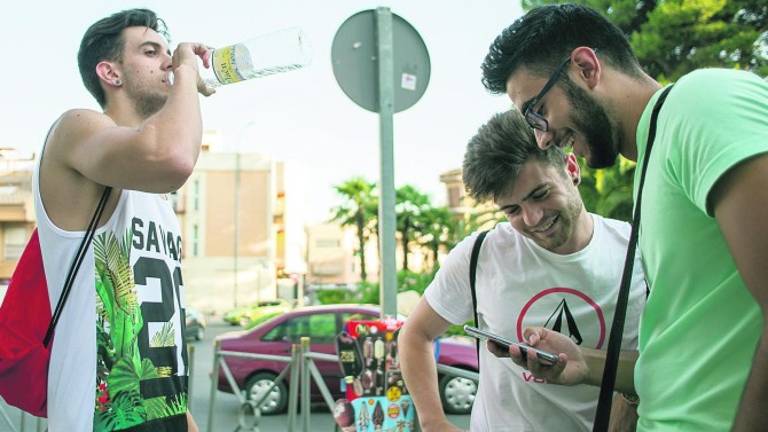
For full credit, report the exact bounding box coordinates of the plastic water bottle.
[199,27,310,88]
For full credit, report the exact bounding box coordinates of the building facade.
[178,133,287,314]
[0,149,36,302]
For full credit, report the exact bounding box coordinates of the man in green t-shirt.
[479,4,768,431]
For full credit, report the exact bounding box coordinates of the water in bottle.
[200,27,310,88]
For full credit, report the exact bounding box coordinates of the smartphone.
[463,325,560,366]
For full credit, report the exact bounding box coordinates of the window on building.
[4,226,27,260]
[192,224,199,257]
[316,239,340,248]
[193,179,200,211]
[448,186,461,209]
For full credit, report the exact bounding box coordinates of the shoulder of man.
[55,108,115,137]
[667,68,766,115]
[591,213,632,240]
[439,223,510,268]
[465,222,517,249]
[675,67,757,87]
[46,109,116,158]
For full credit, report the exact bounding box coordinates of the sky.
[1,0,522,226]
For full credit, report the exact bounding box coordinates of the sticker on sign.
[401,73,417,91]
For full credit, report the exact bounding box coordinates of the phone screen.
[463,325,559,366]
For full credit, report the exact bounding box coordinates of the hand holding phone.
[463,325,559,366]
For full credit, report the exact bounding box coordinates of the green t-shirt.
[633,69,768,431]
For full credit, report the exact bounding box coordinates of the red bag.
[0,229,52,417]
[0,187,110,417]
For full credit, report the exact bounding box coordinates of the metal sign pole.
[376,6,398,318]
[332,7,430,318]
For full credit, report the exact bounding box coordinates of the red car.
[216,304,479,414]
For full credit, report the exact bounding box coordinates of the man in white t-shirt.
[399,109,646,432]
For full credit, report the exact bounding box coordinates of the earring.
[114,79,122,86]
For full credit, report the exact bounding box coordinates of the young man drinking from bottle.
[35,8,214,431]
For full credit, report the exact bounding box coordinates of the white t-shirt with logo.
[425,214,646,432]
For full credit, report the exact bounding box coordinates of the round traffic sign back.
[331,10,431,113]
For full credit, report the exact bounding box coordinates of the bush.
[397,269,436,296]
[333,270,439,306]
[316,288,357,305]
[357,280,380,304]
[445,322,470,337]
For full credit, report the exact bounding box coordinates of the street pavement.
[1,321,471,432]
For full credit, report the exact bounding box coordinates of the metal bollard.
[300,337,311,432]
[206,339,221,432]
[235,400,261,432]
[188,344,196,403]
[287,344,300,432]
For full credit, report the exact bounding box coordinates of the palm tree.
[364,193,381,266]
[417,206,457,273]
[331,178,377,281]
[395,185,430,271]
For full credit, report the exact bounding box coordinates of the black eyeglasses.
[522,56,572,132]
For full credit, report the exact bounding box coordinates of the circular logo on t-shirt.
[516,287,606,349]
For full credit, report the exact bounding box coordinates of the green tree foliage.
[633,0,768,80]
[524,0,767,79]
[316,270,439,306]
[395,185,431,271]
[331,178,377,281]
[578,157,637,221]
[418,206,459,272]
[316,288,356,305]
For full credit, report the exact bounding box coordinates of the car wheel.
[195,327,204,341]
[245,373,288,415]
[439,373,477,415]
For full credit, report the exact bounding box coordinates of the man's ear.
[565,153,581,186]
[96,61,122,87]
[569,46,601,90]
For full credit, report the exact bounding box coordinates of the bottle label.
[212,45,245,84]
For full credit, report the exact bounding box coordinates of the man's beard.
[518,169,586,253]
[562,78,620,169]
[534,189,584,252]
[124,78,167,118]
[134,93,166,118]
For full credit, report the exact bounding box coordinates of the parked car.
[215,304,478,415]
[222,299,293,327]
[184,307,206,341]
[240,299,294,329]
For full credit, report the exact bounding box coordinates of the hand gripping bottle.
[200,27,310,88]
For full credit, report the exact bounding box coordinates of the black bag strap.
[469,230,489,368]
[592,85,674,431]
[43,186,112,347]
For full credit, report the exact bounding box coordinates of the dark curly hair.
[481,4,642,94]
[78,9,168,107]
